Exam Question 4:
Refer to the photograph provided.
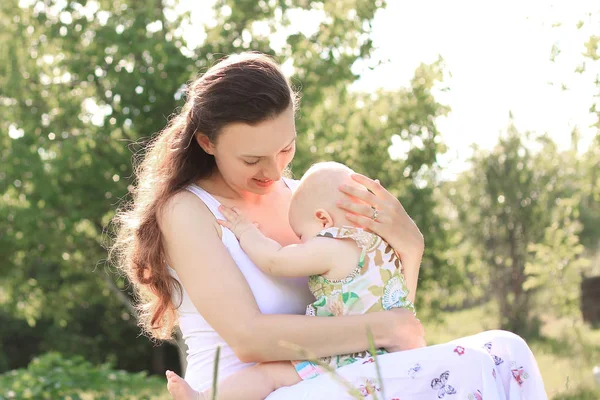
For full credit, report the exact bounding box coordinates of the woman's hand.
[337,173,424,302]
[337,173,424,263]
[383,308,426,352]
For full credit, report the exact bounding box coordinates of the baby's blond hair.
[289,162,355,224]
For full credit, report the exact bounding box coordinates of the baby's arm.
[217,205,339,277]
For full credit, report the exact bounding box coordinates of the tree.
[525,198,590,318]
[550,7,600,255]
[447,121,592,336]
[1,0,451,372]
[578,135,600,257]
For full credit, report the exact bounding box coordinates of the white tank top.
[170,178,313,391]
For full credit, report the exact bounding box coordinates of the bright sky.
[352,0,600,178]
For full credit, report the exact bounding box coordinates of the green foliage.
[445,127,544,334]
[444,121,599,336]
[553,389,600,400]
[0,306,169,377]
[0,352,166,399]
[0,0,451,375]
[551,8,600,256]
[577,135,600,254]
[525,198,590,317]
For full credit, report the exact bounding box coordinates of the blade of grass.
[211,346,221,400]
[367,327,384,400]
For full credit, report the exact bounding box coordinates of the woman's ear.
[196,133,214,155]
[315,209,334,229]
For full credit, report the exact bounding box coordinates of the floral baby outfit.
[293,226,415,380]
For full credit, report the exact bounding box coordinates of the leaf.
[373,249,384,266]
[366,302,383,313]
[314,297,327,308]
[368,286,384,297]
[342,292,359,304]
[379,268,392,283]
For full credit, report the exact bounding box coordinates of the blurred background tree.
[444,125,595,337]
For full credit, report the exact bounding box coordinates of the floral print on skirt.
[268,330,548,400]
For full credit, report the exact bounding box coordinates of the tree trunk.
[152,344,166,374]
[174,327,188,375]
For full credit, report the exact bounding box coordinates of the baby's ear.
[315,209,333,228]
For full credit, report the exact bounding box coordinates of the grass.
[423,304,600,399]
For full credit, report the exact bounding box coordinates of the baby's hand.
[217,205,259,240]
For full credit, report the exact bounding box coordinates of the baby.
[167,162,415,400]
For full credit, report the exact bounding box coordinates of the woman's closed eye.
[243,145,294,165]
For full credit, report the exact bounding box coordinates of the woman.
[112,52,547,399]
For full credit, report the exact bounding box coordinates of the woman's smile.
[252,178,275,188]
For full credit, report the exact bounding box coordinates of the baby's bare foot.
[166,370,204,400]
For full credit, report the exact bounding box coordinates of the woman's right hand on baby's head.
[217,205,259,240]
[383,308,426,353]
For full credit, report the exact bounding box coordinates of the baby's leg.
[167,361,300,400]
[208,361,300,400]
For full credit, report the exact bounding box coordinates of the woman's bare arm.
[159,191,421,363]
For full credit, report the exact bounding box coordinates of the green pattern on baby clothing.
[304,226,416,370]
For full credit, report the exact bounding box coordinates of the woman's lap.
[265,330,547,400]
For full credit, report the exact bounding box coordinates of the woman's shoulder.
[162,189,205,214]
[159,190,219,234]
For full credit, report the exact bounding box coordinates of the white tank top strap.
[184,178,299,249]
[282,176,299,192]
[184,183,239,249]
[185,183,221,217]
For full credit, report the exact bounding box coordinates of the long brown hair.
[111,53,298,339]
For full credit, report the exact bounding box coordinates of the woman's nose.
[263,159,282,181]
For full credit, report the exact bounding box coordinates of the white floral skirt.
[265,330,548,400]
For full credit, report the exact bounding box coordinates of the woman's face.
[201,106,297,195]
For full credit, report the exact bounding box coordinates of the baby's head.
[289,162,366,241]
